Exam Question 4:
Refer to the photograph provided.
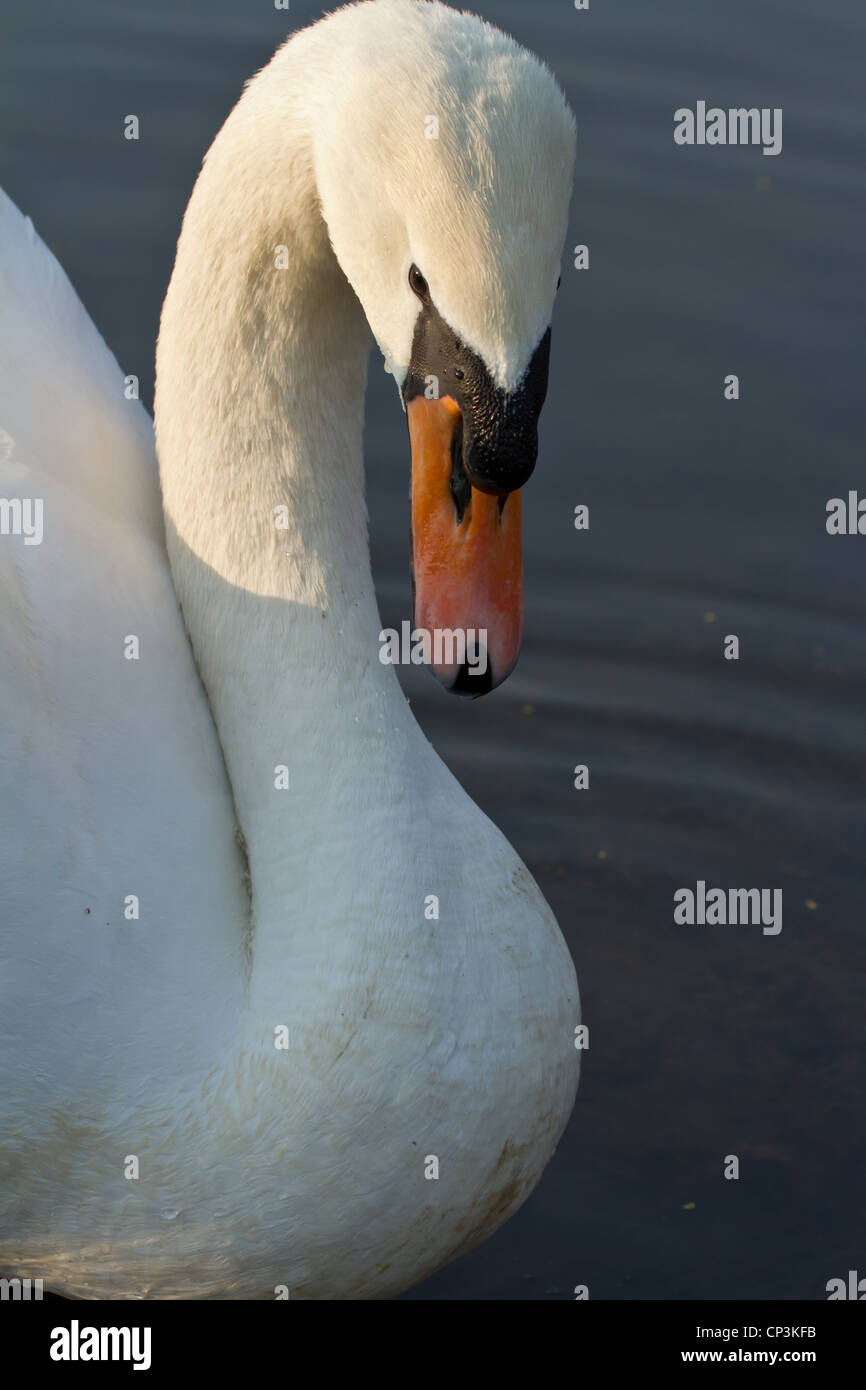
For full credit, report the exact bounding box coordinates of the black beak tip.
[432,654,510,698]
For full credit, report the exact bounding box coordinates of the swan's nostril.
[448,415,471,523]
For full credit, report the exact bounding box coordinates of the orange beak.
[408,394,523,693]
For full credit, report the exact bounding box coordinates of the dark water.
[3,0,864,1300]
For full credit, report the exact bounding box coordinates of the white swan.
[0,0,579,1299]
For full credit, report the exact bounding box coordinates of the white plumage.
[0,0,579,1298]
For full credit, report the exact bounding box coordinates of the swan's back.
[0,189,248,1098]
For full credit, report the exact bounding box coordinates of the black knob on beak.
[402,307,551,499]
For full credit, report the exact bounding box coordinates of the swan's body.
[0,0,579,1298]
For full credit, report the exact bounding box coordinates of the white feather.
[0,0,579,1299]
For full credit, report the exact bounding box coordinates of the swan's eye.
[408,264,430,303]
[556,275,562,291]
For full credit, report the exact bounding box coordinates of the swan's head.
[310,0,576,693]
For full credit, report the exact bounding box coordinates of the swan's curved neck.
[155,50,422,1012]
